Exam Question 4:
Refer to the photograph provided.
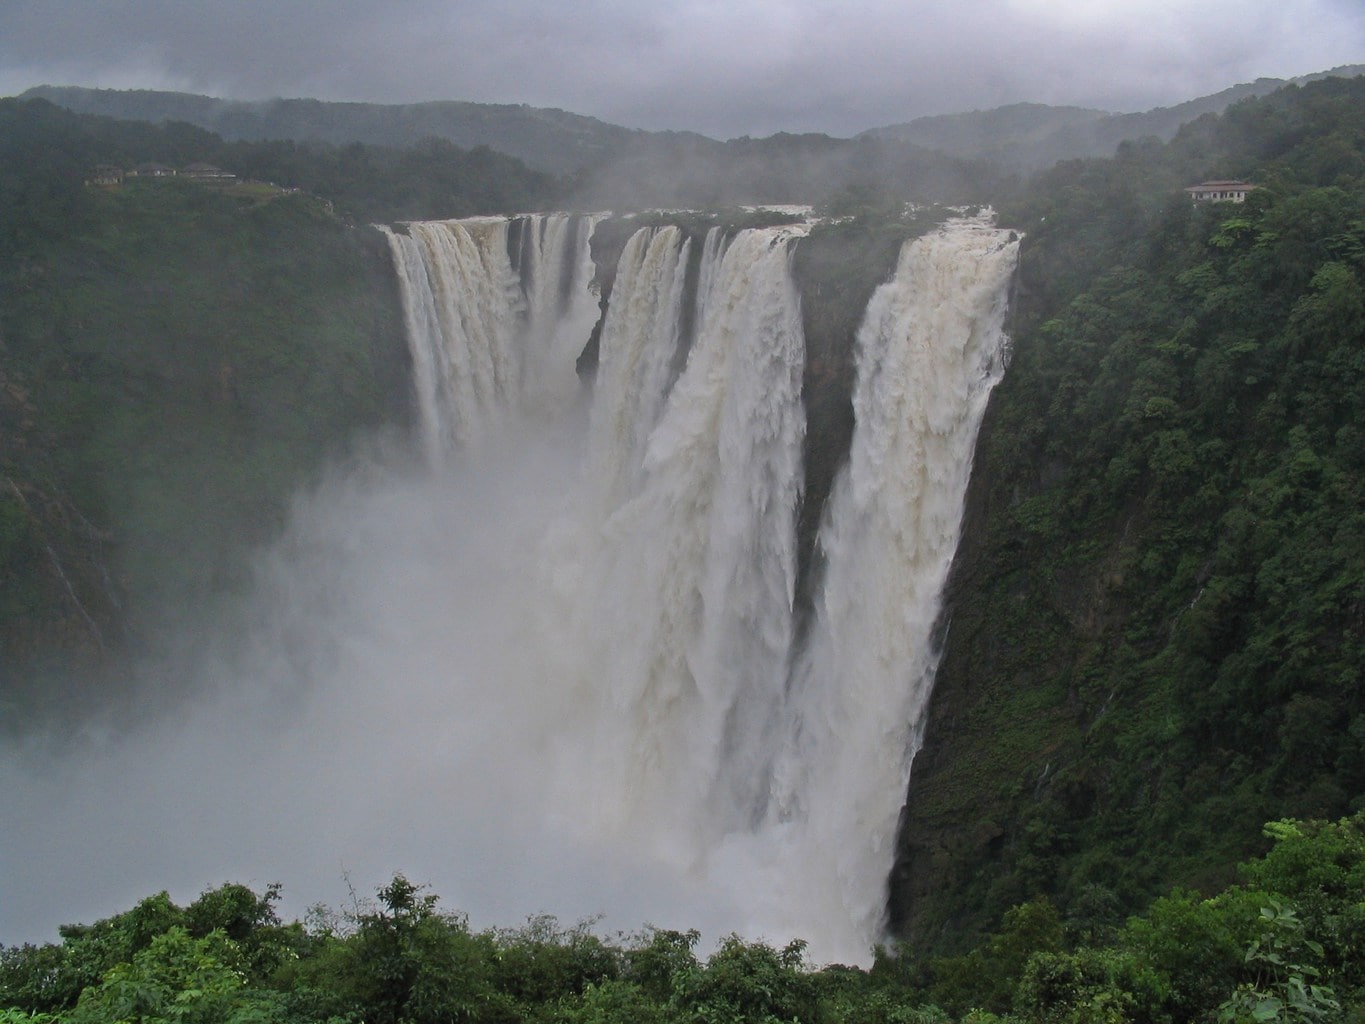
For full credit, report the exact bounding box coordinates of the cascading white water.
[512,214,604,412]
[768,216,1021,952]
[379,212,1018,963]
[585,225,693,508]
[563,225,808,848]
[0,212,1019,957]
[379,213,600,455]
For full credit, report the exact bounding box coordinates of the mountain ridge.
[16,86,678,176]
[861,65,1365,168]
[19,64,1365,176]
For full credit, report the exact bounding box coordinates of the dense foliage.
[217,136,558,223]
[863,68,1364,171]
[892,74,1365,952]
[20,85,638,176]
[1,97,558,224]
[0,98,412,719]
[3,814,1362,1022]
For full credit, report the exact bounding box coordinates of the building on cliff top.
[1186,180,1257,202]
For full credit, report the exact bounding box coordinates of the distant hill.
[861,65,1365,169]
[861,102,1110,164]
[16,86,666,175]
[6,86,1006,210]
[18,65,1365,187]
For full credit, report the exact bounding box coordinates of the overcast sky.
[1,1,1362,140]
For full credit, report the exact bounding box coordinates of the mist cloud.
[1,0,1361,137]
[0,435,749,952]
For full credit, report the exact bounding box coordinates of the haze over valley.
[2,4,1364,1020]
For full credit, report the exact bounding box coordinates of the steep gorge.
[5,73,1360,962]
[373,211,1019,960]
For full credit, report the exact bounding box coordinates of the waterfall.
[772,216,1021,949]
[379,213,601,455]
[586,225,693,507]
[569,225,807,846]
[378,212,1019,963]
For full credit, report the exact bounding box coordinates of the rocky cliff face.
[887,375,1071,949]
[888,105,1365,946]
[0,362,121,669]
[1,182,411,728]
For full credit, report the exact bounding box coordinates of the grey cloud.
[1,0,1362,139]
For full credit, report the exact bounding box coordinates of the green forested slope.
[2,97,560,224]
[892,75,1365,954]
[4,815,1364,1021]
[0,99,412,716]
[20,85,647,175]
[0,98,564,720]
[860,66,1365,171]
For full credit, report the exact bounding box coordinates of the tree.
[296,874,507,1024]
[65,926,249,1024]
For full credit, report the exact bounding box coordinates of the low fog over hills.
[21,64,1365,176]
